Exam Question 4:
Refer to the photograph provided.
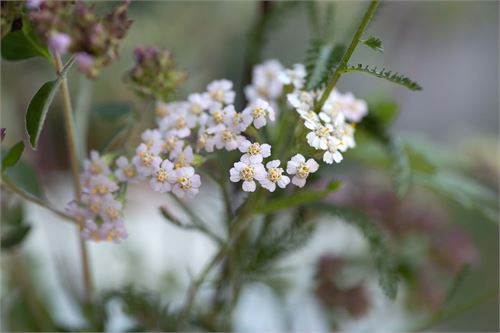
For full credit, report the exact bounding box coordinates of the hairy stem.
[53,54,93,304]
[315,0,380,111]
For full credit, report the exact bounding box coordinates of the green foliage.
[361,35,384,52]
[1,17,50,61]
[255,180,341,214]
[313,203,399,300]
[1,141,24,172]
[387,139,412,198]
[415,171,498,223]
[369,100,399,127]
[25,80,61,149]
[1,204,32,250]
[305,40,345,90]
[342,64,422,91]
[92,102,133,122]
[3,159,44,200]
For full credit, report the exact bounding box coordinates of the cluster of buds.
[27,0,132,78]
[126,46,186,102]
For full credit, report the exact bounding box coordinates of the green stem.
[53,54,93,304]
[315,0,380,112]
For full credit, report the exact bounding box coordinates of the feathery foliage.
[342,64,422,91]
[361,35,384,52]
[305,40,345,90]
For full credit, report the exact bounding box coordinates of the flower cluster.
[126,46,186,102]
[66,151,128,243]
[27,0,132,78]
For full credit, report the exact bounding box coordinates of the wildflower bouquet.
[1,1,497,331]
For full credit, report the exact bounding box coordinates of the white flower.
[206,102,226,128]
[150,159,175,193]
[259,160,290,192]
[83,150,110,176]
[80,192,108,217]
[207,79,235,105]
[229,160,266,192]
[196,127,216,153]
[141,129,163,154]
[238,140,271,163]
[338,92,368,123]
[100,198,123,224]
[114,156,142,183]
[161,107,197,138]
[66,201,91,224]
[305,120,334,150]
[319,98,346,126]
[133,143,158,177]
[323,137,344,164]
[286,154,319,188]
[242,98,275,129]
[210,125,246,151]
[171,166,201,199]
[87,175,119,196]
[170,145,194,168]
[333,123,356,151]
[279,63,306,89]
[154,101,171,119]
[250,59,284,100]
[287,90,315,112]
[223,105,251,133]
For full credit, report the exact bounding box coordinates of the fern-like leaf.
[342,64,422,91]
[305,40,345,90]
[361,35,384,52]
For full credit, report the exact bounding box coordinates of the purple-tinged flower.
[149,159,175,193]
[48,31,71,55]
[115,156,142,183]
[238,140,271,164]
[171,166,201,199]
[83,150,110,177]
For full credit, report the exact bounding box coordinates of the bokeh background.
[1,1,499,332]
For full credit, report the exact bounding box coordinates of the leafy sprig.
[341,64,422,91]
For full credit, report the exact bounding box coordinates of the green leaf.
[342,64,422,91]
[387,139,412,198]
[92,102,133,122]
[1,224,31,250]
[3,160,44,200]
[25,80,62,150]
[370,101,399,127]
[313,203,399,300]
[1,17,50,61]
[1,141,24,172]
[305,40,345,90]
[361,35,384,52]
[256,181,341,214]
[415,171,498,223]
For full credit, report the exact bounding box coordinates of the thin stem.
[53,54,93,304]
[0,178,74,222]
[315,0,380,111]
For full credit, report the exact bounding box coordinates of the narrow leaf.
[25,80,61,149]
[361,35,384,52]
[1,224,31,250]
[1,141,25,172]
[387,139,411,198]
[256,181,341,214]
[313,203,399,299]
[342,64,422,91]
[92,102,133,122]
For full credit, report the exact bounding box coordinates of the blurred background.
[1,1,498,332]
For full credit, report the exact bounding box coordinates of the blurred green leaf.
[1,17,50,61]
[305,40,345,90]
[25,80,61,149]
[256,181,341,214]
[92,102,133,122]
[1,224,31,250]
[361,35,384,52]
[369,101,399,127]
[388,139,411,198]
[415,171,498,223]
[406,144,437,174]
[3,160,44,200]
[313,203,399,300]
[1,141,24,172]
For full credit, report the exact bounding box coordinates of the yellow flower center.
[156,168,168,182]
[297,163,310,178]
[124,165,136,178]
[315,125,331,138]
[92,184,109,195]
[240,166,255,181]
[89,201,101,214]
[190,104,203,115]
[213,111,224,124]
[106,228,119,242]
[251,106,265,118]
[155,105,169,117]
[106,207,120,221]
[210,89,225,103]
[232,113,242,124]
[163,137,176,151]
[267,168,282,182]
[175,117,187,129]
[139,151,154,166]
[90,162,102,174]
[248,143,261,155]
[222,129,234,142]
[178,176,192,190]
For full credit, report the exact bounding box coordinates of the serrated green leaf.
[387,139,412,198]
[1,224,31,250]
[305,41,345,91]
[25,80,61,149]
[1,17,50,61]
[1,141,24,172]
[342,64,422,91]
[313,203,399,299]
[361,35,384,52]
[256,181,341,214]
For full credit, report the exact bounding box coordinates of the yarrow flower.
[150,159,175,193]
[286,154,319,188]
[229,160,266,192]
[207,79,235,105]
[115,156,142,183]
[242,99,275,129]
[259,160,290,192]
[238,140,271,163]
[171,166,201,199]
